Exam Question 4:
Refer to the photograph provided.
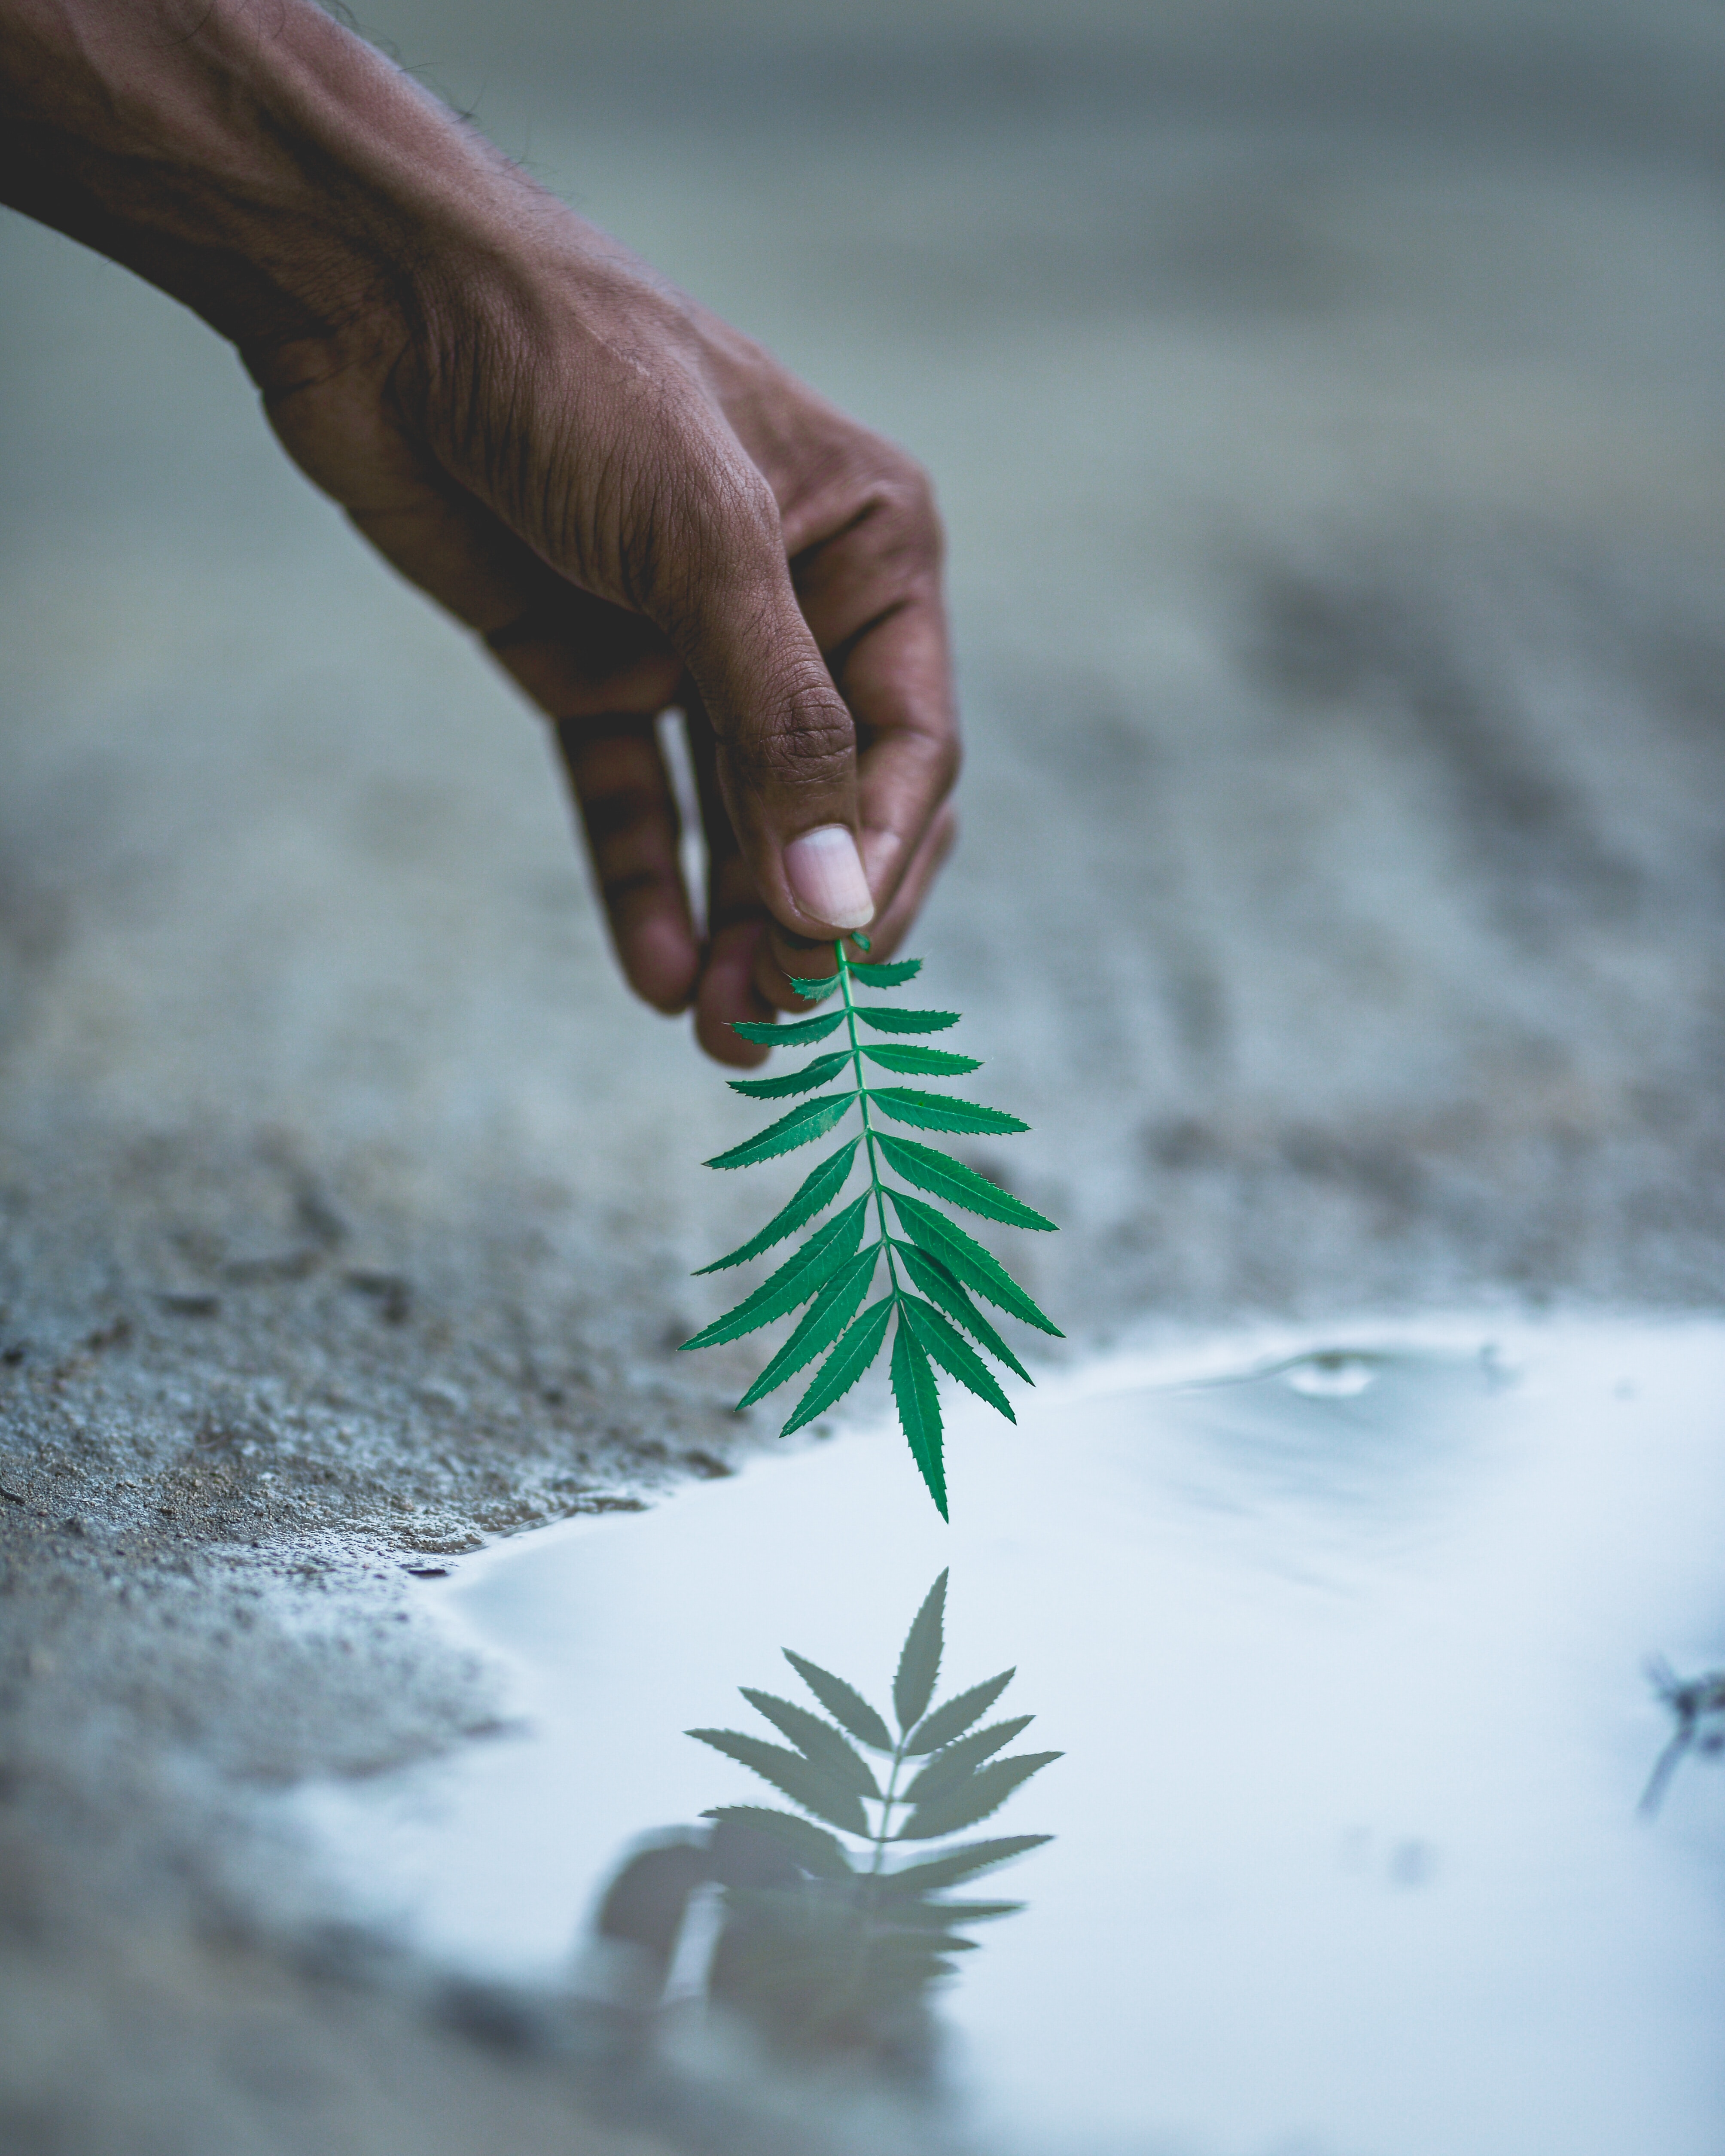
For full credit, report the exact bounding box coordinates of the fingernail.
[784,825,875,930]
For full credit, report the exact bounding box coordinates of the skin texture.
[0,0,958,1064]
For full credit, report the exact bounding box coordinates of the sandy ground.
[3,1,1723,2148]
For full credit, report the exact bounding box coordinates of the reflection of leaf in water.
[739,1689,882,1796]
[905,1676,1018,1756]
[781,1649,894,1753]
[902,1715,1033,1802]
[686,1728,870,1835]
[702,1804,854,1881]
[874,1836,1053,1896]
[684,1570,1059,2063]
[897,1750,1064,1840]
[893,1569,948,1733]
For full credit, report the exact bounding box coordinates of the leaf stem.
[869,1729,909,1877]
[837,939,902,1302]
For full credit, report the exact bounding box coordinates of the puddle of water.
[291,1322,1725,2156]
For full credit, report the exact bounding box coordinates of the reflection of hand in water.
[1639,1658,1725,1816]
[585,1570,1059,2080]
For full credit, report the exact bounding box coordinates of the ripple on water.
[289,1321,1725,2156]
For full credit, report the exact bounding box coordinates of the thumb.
[665,481,875,942]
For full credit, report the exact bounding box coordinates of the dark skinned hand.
[0,0,960,1063]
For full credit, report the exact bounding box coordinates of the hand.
[0,0,959,1065]
[253,230,959,1065]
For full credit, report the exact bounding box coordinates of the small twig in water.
[1638,1656,1725,1816]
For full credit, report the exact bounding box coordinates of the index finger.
[837,593,959,911]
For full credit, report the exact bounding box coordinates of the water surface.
[294,1321,1725,2156]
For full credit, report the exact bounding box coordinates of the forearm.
[0,0,518,347]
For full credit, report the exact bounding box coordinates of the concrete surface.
[3,1,1723,2147]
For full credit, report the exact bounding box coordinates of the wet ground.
[3,1,1725,2149]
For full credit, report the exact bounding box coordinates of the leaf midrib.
[836,941,905,1318]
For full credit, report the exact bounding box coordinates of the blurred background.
[5,3,1725,2150]
[5,0,1725,1352]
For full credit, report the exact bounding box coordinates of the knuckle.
[865,454,942,558]
[854,467,940,567]
[790,440,944,579]
[884,452,939,526]
[761,703,856,792]
[598,865,667,912]
[684,454,783,566]
[726,670,855,794]
[578,780,659,848]
[584,805,643,856]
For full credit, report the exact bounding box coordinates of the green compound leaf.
[894,1570,947,1733]
[861,1044,982,1077]
[855,1006,962,1036]
[706,1090,856,1171]
[905,1672,1017,1757]
[782,1650,894,1754]
[695,1142,858,1275]
[731,1010,846,1047]
[686,1728,869,1835]
[680,1196,867,1351]
[870,1088,1030,1138]
[739,1689,882,1797]
[728,1050,852,1100]
[693,940,1061,1514]
[896,1752,1064,1842]
[891,1319,948,1520]
[736,1244,879,1405]
[875,1835,1052,1897]
[699,1805,855,1881]
[888,1194,1063,1337]
[899,1296,1016,1422]
[903,1715,1034,1802]
[893,1242,1032,1381]
[876,1133,1055,1229]
[780,1295,895,1437]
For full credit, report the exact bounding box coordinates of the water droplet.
[1284,1352,1375,1398]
